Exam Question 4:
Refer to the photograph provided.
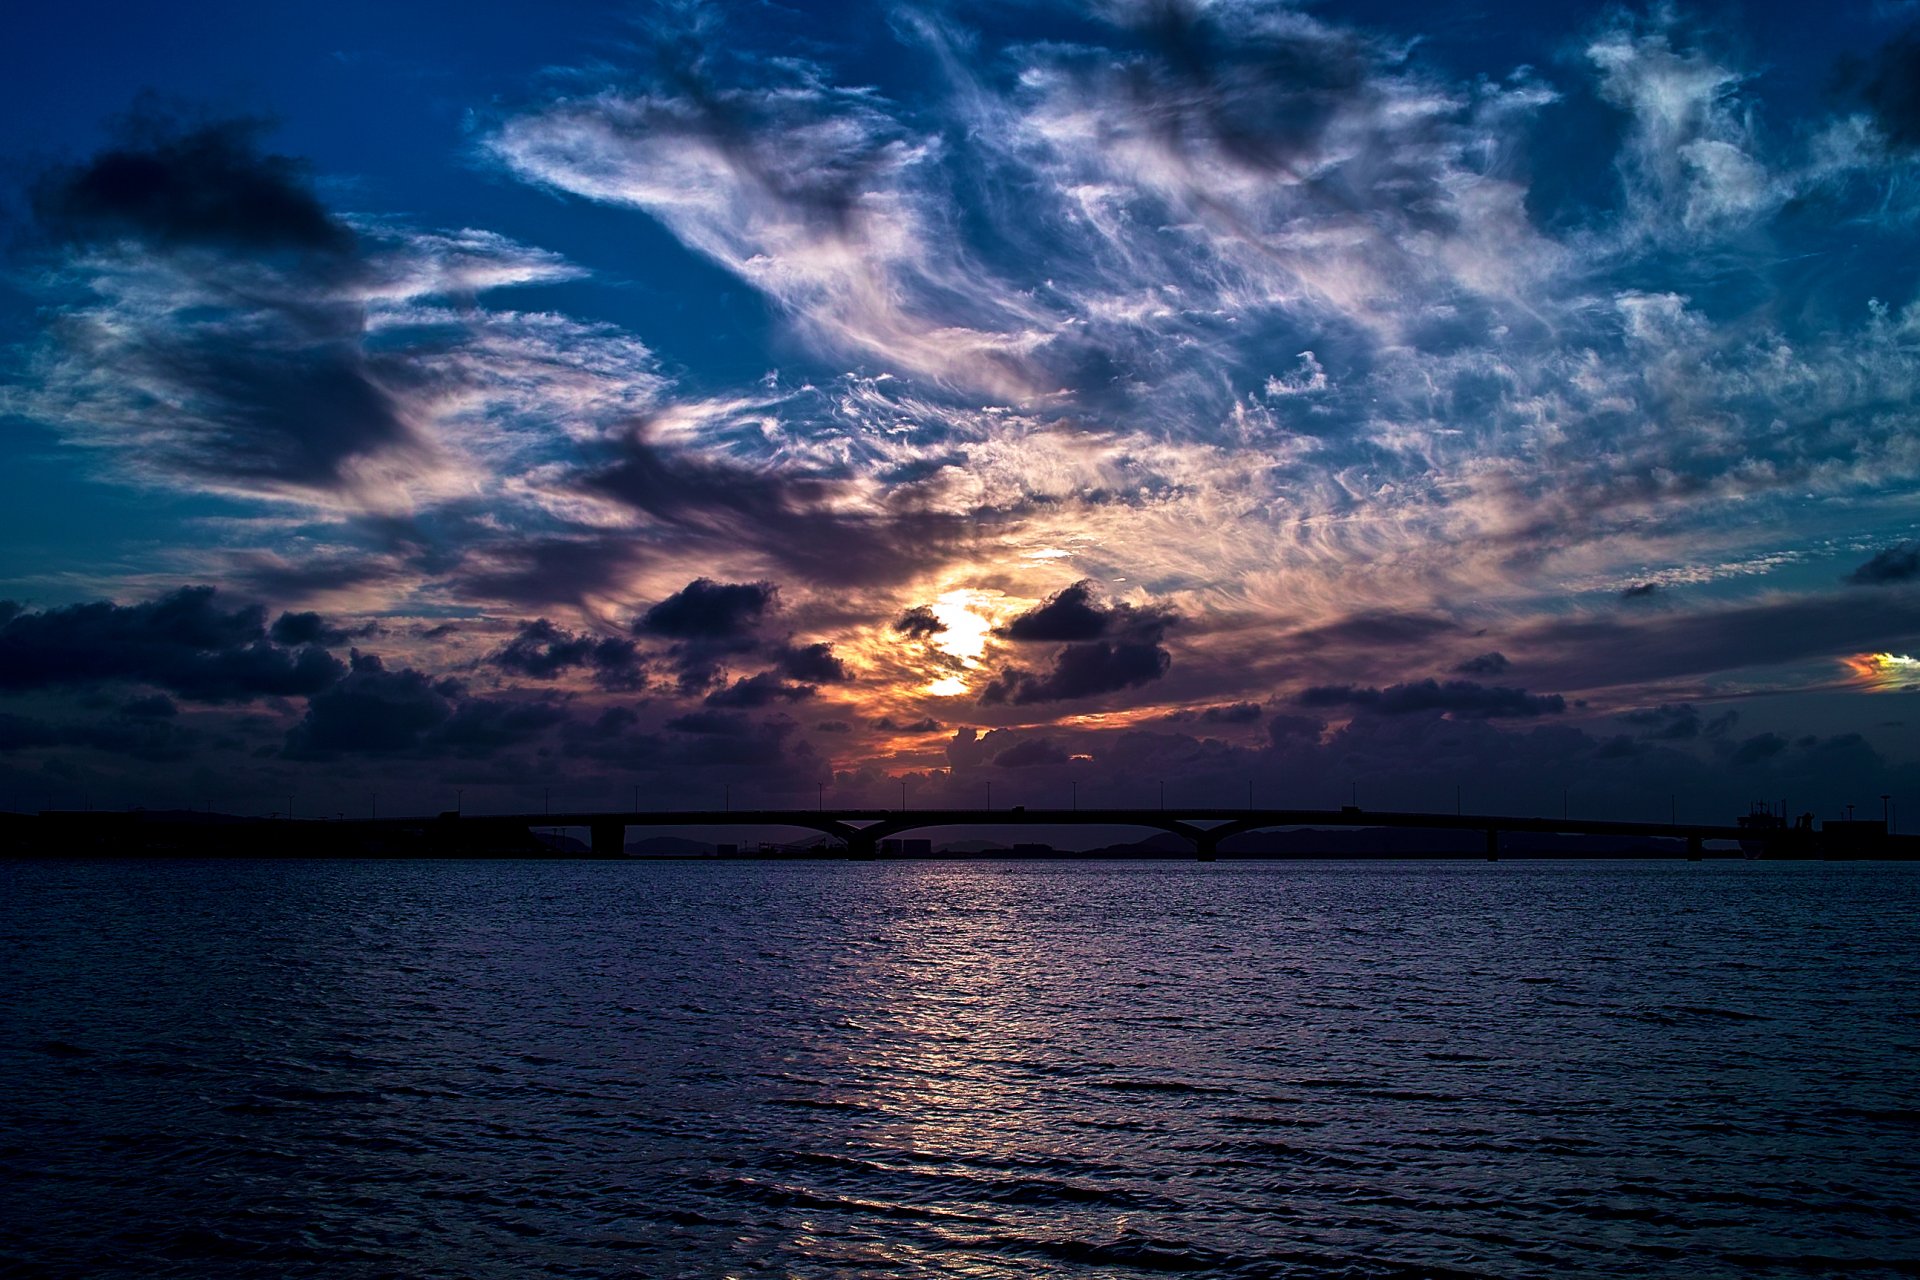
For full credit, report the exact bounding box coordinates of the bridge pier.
[1195,830,1218,862]
[848,831,878,861]
[1686,834,1703,861]
[590,819,625,859]
[1485,828,1499,861]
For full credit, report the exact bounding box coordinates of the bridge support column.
[1195,830,1218,862]
[1686,834,1703,861]
[848,831,877,861]
[1485,828,1499,861]
[590,819,625,859]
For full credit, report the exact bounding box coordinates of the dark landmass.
[3,808,1914,860]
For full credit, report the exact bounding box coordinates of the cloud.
[580,432,979,591]
[992,737,1069,768]
[30,108,354,253]
[1455,652,1511,676]
[636,578,777,641]
[1198,702,1262,724]
[269,610,375,647]
[0,587,344,702]
[15,110,621,515]
[772,641,850,684]
[1845,25,1920,150]
[489,58,1049,401]
[981,638,1172,705]
[998,579,1177,643]
[1729,731,1788,766]
[1620,582,1661,600]
[893,605,945,637]
[1847,543,1920,585]
[1618,703,1738,741]
[705,671,816,708]
[283,652,459,757]
[489,618,643,685]
[1298,679,1566,718]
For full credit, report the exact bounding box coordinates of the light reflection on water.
[3,859,1917,1277]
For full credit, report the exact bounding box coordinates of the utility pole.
[456,787,463,815]
[899,777,907,811]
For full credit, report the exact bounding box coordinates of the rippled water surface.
[4,859,1918,1278]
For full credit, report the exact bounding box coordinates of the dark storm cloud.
[1619,582,1661,600]
[30,110,354,253]
[280,651,565,760]
[107,341,422,492]
[992,737,1069,768]
[665,710,751,736]
[0,713,62,752]
[980,639,1173,705]
[23,115,441,496]
[636,579,777,641]
[454,538,651,612]
[489,618,643,685]
[1286,611,1458,651]
[585,436,976,590]
[269,610,376,647]
[228,551,417,603]
[1847,543,1920,585]
[0,587,344,702]
[1618,703,1739,741]
[432,698,569,754]
[1843,25,1920,150]
[772,642,850,684]
[1111,0,1372,176]
[704,672,816,708]
[893,606,945,637]
[283,653,458,757]
[1455,652,1511,676]
[1198,702,1262,724]
[0,707,199,763]
[999,580,1176,643]
[120,694,178,719]
[1298,679,1566,719]
[1730,732,1789,766]
[1517,590,1920,689]
[572,709,825,782]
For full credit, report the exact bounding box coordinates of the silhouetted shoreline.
[5,808,1914,860]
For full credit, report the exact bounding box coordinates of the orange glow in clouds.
[1844,652,1920,691]
[918,588,1012,697]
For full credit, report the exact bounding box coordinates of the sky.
[1,0,1918,825]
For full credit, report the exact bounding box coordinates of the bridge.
[398,806,1763,860]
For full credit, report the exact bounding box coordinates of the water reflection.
[3,859,1917,1277]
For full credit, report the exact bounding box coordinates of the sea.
[2,858,1917,1278]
